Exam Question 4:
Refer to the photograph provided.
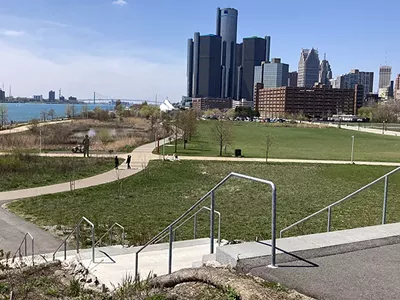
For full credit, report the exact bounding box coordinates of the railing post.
[193,214,197,239]
[109,227,113,246]
[210,191,215,254]
[64,241,67,261]
[92,225,95,263]
[32,237,35,266]
[327,207,332,232]
[382,176,389,224]
[24,236,27,256]
[218,213,221,246]
[168,225,173,274]
[76,224,80,253]
[135,253,139,281]
[270,186,277,268]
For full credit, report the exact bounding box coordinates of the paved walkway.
[0,119,71,135]
[0,139,162,254]
[179,156,400,166]
[310,121,400,137]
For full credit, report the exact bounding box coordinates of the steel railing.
[52,217,95,262]
[154,206,221,246]
[95,223,125,247]
[12,232,34,266]
[280,167,400,238]
[135,172,277,280]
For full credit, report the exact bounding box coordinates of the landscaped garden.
[163,121,400,162]
[8,160,400,245]
[0,153,114,191]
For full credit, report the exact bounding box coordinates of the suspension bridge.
[77,92,160,105]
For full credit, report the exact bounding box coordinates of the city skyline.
[0,0,399,99]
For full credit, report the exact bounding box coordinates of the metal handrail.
[135,172,277,280]
[280,167,400,238]
[52,217,95,262]
[95,223,125,247]
[154,206,221,246]
[12,232,34,266]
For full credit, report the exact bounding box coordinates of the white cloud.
[0,42,185,102]
[112,0,128,6]
[2,30,25,37]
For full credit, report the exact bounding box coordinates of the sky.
[0,0,399,101]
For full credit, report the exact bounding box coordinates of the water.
[3,103,115,123]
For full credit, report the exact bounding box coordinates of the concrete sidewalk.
[0,119,71,135]
[179,156,400,166]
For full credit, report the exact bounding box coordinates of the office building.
[395,74,400,100]
[254,86,355,118]
[49,90,56,101]
[192,97,232,111]
[319,55,332,86]
[288,72,298,87]
[234,43,243,100]
[216,7,238,98]
[354,84,365,113]
[238,36,268,101]
[188,33,222,98]
[298,48,320,88]
[339,70,374,98]
[0,89,5,102]
[379,66,392,89]
[33,95,43,101]
[253,58,289,96]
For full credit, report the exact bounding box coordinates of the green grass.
[8,161,400,245]
[162,121,400,162]
[0,153,114,191]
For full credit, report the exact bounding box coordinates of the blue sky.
[0,0,399,100]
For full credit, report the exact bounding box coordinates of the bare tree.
[47,109,56,120]
[65,104,77,119]
[212,120,233,156]
[81,104,89,119]
[40,110,48,122]
[0,104,8,130]
[265,134,274,163]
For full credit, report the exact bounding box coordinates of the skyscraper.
[49,90,56,101]
[319,54,332,86]
[188,33,222,98]
[288,72,298,87]
[339,69,374,98]
[298,48,320,88]
[379,66,392,89]
[394,74,400,100]
[216,7,238,98]
[253,58,289,96]
[238,37,267,101]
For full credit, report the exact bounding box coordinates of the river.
[2,103,115,123]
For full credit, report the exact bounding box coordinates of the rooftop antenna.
[9,85,11,97]
[324,53,326,60]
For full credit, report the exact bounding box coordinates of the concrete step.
[216,223,400,273]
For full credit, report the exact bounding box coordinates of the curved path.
[0,119,71,135]
[0,139,163,254]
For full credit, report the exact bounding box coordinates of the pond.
[72,127,140,139]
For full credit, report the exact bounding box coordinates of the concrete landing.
[50,238,215,289]
[216,223,400,273]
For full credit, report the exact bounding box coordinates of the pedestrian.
[115,156,119,170]
[82,135,90,158]
[126,155,131,169]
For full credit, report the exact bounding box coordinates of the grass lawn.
[7,161,400,246]
[161,121,400,162]
[0,154,114,191]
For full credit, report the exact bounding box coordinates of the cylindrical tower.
[217,8,238,99]
[187,38,194,97]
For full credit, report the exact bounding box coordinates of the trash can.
[235,149,242,157]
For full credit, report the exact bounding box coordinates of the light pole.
[39,127,42,154]
[351,136,355,164]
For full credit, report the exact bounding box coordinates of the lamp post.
[39,127,42,154]
[351,136,355,164]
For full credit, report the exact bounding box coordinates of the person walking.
[82,135,90,158]
[126,155,131,169]
[115,156,119,170]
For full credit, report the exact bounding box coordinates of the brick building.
[254,86,356,118]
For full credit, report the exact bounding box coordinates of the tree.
[0,104,8,130]
[81,104,89,119]
[212,119,234,156]
[175,110,198,149]
[264,134,274,163]
[65,104,77,119]
[40,110,47,122]
[47,109,56,120]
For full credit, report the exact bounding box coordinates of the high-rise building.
[238,36,267,101]
[395,74,400,100]
[253,58,289,100]
[0,89,5,102]
[319,55,332,86]
[298,48,320,88]
[379,66,392,89]
[339,69,374,98]
[188,33,222,98]
[216,7,238,98]
[288,72,298,87]
[49,90,56,101]
[234,43,243,99]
